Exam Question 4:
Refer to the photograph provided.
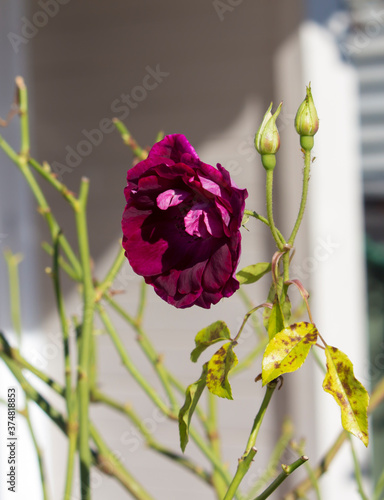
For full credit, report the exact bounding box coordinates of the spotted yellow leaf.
[206,342,238,399]
[323,346,369,447]
[262,322,318,385]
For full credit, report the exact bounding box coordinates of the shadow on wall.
[3,0,303,320]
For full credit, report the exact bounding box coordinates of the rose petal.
[157,189,191,210]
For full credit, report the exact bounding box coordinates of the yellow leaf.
[323,346,369,447]
[262,322,318,385]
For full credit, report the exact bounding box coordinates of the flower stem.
[75,178,95,500]
[244,210,286,246]
[207,391,227,499]
[52,234,78,500]
[266,170,284,251]
[16,77,30,157]
[223,382,277,500]
[288,150,311,246]
[348,435,369,500]
[112,119,148,159]
[94,245,126,301]
[3,251,23,345]
[91,388,212,485]
[0,133,82,278]
[253,456,308,500]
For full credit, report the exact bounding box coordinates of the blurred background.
[0,0,383,498]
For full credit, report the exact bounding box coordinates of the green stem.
[136,279,147,325]
[231,339,268,376]
[223,382,277,500]
[288,150,311,246]
[246,418,293,497]
[0,352,154,499]
[3,251,23,345]
[91,389,212,485]
[207,391,227,499]
[284,376,384,499]
[16,77,30,157]
[244,210,286,247]
[42,242,81,282]
[1,355,67,432]
[265,170,284,251]
[348,435,369,500]
[96,303,175,417]
[112,119,147,159]
[52,234,78,500]
[373,467,384,500]
[0,332,65,396]
[104,294,179,411]
[253,456,308,500]
[24,402,50,500]
[28,157,79,209]
[75,178,95,500]
[52,234,73,411]
[188,426,233,490]
[94,245,126,301]
[0,133,82,278]
[90,423,154,500]
[244,383,277,456]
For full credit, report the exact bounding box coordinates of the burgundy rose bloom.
[121,134,248,309]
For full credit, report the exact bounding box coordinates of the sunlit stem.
[75,178,95,500]
[223,381,277,500]
[266,170,284,251]
[253,456,308,500]
[288,149,311,246]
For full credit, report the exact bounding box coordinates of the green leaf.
[322,346,369,447]
[206,342,238,399]
[236,262,271,285]
[281,293,291,324]
[262,322,318,385]
[190,321,231,363]
[263,281,280,329]
[267,298,285,339]
[178,364,208,452]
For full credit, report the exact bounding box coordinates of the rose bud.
[121,134,248,309]
[254,102,282,171]
[295,84,319,151]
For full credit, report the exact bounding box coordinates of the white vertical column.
[300,21,370,499]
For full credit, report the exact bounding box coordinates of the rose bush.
[121,134,248,308]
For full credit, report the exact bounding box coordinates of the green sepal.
[178,363,208,452]
[206,342,238,400]
[323,346,369,447]
[262,322,318,385]
[190,321,231,363]
[236,262,271,285]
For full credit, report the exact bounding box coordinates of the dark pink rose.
[121,134,248,308]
